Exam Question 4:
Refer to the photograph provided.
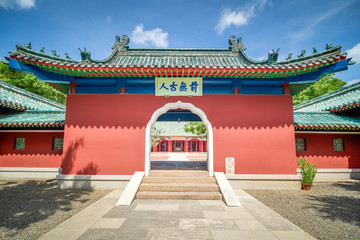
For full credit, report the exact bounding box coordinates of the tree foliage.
[151,126,163,147]
[293,74,346,105]
[0,62,66,104]
[184,122,207,139]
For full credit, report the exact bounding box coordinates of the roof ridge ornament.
[78,47,92,62]
[268,48,279,64]
[24,42,32,49]
[326,43,333,50]
[112,35,130,51]
[229,36,246,52]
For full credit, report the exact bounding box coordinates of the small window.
[15,137,25,150]
[53,137,64,150]
[295,138,306,151]
[333,138,344,151]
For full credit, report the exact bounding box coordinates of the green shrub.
[297,157,317,185]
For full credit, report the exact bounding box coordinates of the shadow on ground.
[306,181,360,225]
[0,179,93,239]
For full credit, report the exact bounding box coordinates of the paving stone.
[104,209,159,219]
[135,204,179,211]
[179,218,238,230]
[179,204,225,212]
[90,218,125,229]
[78,229,149,240]
[204,211,255,220]
[211,230,278,240]
[121,218,179,229]
[198,200,224,205]
[234,219,268,231]
[272,230,317,240]
[222,205,247,212]
[157,210,205,219]
[147,229,213,240]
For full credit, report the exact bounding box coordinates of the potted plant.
[297,157,317,190]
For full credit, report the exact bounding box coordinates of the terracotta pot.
[301,183,311,190]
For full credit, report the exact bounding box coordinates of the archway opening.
[150,109,207,170]
[145,101,213,176]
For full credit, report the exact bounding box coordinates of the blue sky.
[1,0,359,84]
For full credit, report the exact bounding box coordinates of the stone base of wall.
[56,174,131,190]
[0,167,60,178]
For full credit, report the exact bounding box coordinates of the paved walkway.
[39,190,316,240]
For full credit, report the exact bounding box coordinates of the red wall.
[296,133,360,168]
[0,132,63,168]
[63,94,297,175]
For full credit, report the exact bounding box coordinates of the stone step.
[142,176,216,183]
[149,170,209,177]
[136,191,222,200]
[139,183,219,192]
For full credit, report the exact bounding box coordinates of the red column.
[199,140,203,152]
[282,83,290,95]
[233,88,240,95]
[69,82,77,94]
[119,88,126,94]
[184,141,189,152]
[168,140,172,152]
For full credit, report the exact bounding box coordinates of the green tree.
[293,74,346,105]
[184,122,207,139]
[151,126,163,147]
[0,62,66,104]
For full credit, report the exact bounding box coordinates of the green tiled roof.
[0,110,65,127]
[294,112,360,130]
[9,35,346,70]
[0,80,66,111]
[153,122,203,137]
[294,81,360,113]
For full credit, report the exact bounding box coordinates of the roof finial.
[312,47,317,54]
[286,53,292,60]
[40,47,45,53]
[112,35,129,51]
[65,53,72,60]
[229,36,246,52]
[52,50,60,57]
[326,43,333,50]
[298,50,306,58]
[78,47,91,62]
[268,48,280,64]
[24,42,32,49]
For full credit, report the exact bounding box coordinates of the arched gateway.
[145,101,213,176]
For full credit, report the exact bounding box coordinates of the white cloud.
[346,79,360,86]
[131,24,169,48]
[106,16,112,24]
[215,0,268,34]
[0,0,35,10]
[346,42,360,64]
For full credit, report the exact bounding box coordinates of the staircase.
[136,170,222,200]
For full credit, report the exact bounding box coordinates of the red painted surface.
[296,133,360,168]
[0,132,63,168]
[63,94,297,175]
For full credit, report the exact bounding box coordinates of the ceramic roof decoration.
[0,110,65,127]
[8,35,348,79]
[153,122,203,137]
[294,81,360,113]
[294,112,360,130]
[0,80,66,111]
[0,80,66,127]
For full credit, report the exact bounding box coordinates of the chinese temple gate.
[1,35,357,189]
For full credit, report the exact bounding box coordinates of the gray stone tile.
[147,229,213,240]
[121,218,179,229]
[234,219,268,231]
[204,211,255,220]
[104,209,159,219]
[222,205,247,212]
[179,218,238,230]
[179,204,225,212]
[157,210,205,219]
[90,218,125,229]
[198,200,224,206]
[272,230,317,240]
[78,228,149,240]
[135,204,179,211]
[211,230,278,240]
